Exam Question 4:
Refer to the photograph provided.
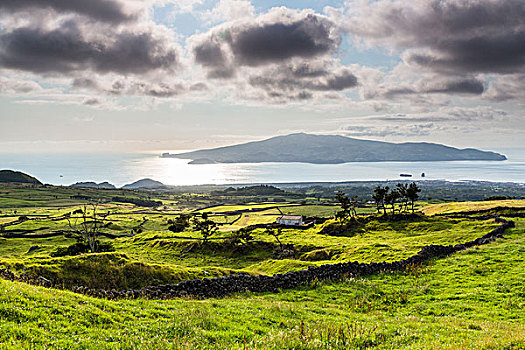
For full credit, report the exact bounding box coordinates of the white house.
[276,215,303,226]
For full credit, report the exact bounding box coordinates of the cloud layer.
[0,0,188,107]
[0,0,137,23]
[0,24,177,75]
[0,0,523,120]
[345,0,525,74]
[190,8,359,102]
[330,0,525,107]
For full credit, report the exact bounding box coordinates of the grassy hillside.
[0,211,500,289]
[0,218,523,349]
[0,170,42,185]
[0,185,523,348]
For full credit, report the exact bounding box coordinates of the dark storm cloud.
[229,15,338,66]
[0,0,185,100]
[72,77,99,90]
[193,40,234,78]
[246,63,358,102]
[405,31,525,74]
[193,41,226,67]
[0,24,177,75]
[0,0,134,23]
[191,11,355,102]
[346,0,525,75]
[290,64,328,78]
[380,78,484,98]
[92,32,177,75]
[192,12,339,72]
[426,79,485,95]
[320,71,358,91]
[249,67,357,93]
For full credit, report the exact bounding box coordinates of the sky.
[0,0,524,153]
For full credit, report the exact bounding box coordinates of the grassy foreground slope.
[0,218,523,349]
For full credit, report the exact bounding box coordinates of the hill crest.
[0,170,42,185]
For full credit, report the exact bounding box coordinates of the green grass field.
[0,218,523,349]
[0,212,500,289]
[423,199,525,215]
[0,185,523,349]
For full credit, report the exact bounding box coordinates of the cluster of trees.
[334,191,358,222]
[168,213,218,243]
[372,183,421,215]
[334,182,422,220]
[167,214,191,233]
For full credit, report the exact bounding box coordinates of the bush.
[168,214,191,233]
[51,242,114,257]
[318,220,364,237]
[168,223,187,233]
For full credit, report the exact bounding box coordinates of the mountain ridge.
[162,133,507,164]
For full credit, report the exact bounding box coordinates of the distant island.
[0,171,166,190]
[161,133,507,164]
[71,181,116,189]
[122,178,165,189]
[71,179,165,190]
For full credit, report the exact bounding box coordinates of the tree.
[193,213,217,243]
[373,186,389,215]
[384,189,401,215]
[66,203,109,253]
[232,227,253,246]
[335,191,358,222]
[406,182,421,213]
[168,214,191,233]
[266,227,283,250]
[396,183,409,212]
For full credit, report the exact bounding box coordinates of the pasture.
[0,184,523,349]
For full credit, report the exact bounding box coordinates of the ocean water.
[0,148,523,187]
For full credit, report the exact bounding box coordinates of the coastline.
[0,149,524,187]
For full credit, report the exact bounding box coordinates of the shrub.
[168,214,191,233]
[51,242,114,257]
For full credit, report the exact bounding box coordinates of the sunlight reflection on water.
[0,149,523,187]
